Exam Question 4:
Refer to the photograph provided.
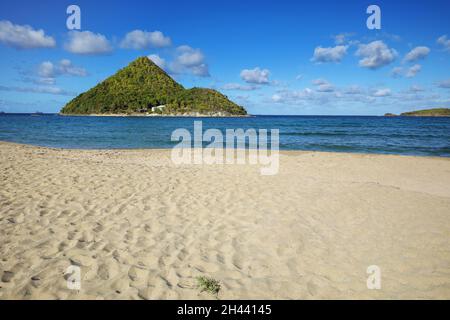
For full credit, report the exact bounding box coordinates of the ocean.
[0,113,449,157]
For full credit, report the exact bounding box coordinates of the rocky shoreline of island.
[58,112,252,118]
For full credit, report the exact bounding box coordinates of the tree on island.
[60,57,247,116]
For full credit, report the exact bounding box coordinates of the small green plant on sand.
[197,276,221,297]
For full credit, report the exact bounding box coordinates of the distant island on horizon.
[385,108,450,117]
[60,57,247,117]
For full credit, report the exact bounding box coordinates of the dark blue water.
[0,114,450,157]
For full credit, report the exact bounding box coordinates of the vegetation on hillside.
[60,57,247,116]
[400,108,450,117]
[164,88,247,115]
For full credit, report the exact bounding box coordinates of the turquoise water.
[0,114,450,156]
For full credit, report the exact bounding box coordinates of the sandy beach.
[0,141,449,299]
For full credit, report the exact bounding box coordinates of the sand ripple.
[1,142,450,299]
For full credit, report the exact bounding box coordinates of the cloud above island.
[311,45,348,63]
[64,31,113,55]
[38,59,87,78]
[240,67,270,84]
[405,64,421,78]
[436,79,450,89]
[403,46,430,63]
[0,84,75,96]
[437,35,450,51]
[312,79,335,92]
[120,30,171,49]
[356,40,397,69]
[391,66,403,78]
[0,20,55,49]
[371,88,391,97]
[168,45,210,77]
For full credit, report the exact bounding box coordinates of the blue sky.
[0,0,449,115]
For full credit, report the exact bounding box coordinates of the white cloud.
[268,83,446,110]
[356,41,397,69]
[271,88,315,104]
[343,85,363,95]
[0,85,75,96]
[316,84,334,92]
[64,31,112,55]
[0,20,55,49]
[391,67,403,78]
[191,64,209,77]
[333,33,355,45]
[169,45,210,77]
[403,46,430,63]
[381,33,402,42]
[372,88,391,97]
[120,30,171,49]
[240,67,270,84]
[312,79,334,92]
[176,45,205,67]
[270,85,388,106]
[406,64,421,78]
[334,34,346,45]
[20,59,86,86]
[311,79,327,85]
[271,94,283,103]
[37,59,87,80]
[147,54,166,69]
[408,85,424,93]
[222,83,258,91]
[436,79,450,89]
[271,80,288,88]
[38,61,55,78]
[437,35,450,51]
[33,77,55,85]
[311,45,347,63]
[58,59,87,76]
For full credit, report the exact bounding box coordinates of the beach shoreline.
[1,141,449,299]
[0,140,448,160]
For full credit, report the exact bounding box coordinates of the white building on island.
[151,105,166,112]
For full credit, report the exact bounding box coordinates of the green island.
[60,57,247,116]
[385,108,450,117]
[400,108,450,117]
